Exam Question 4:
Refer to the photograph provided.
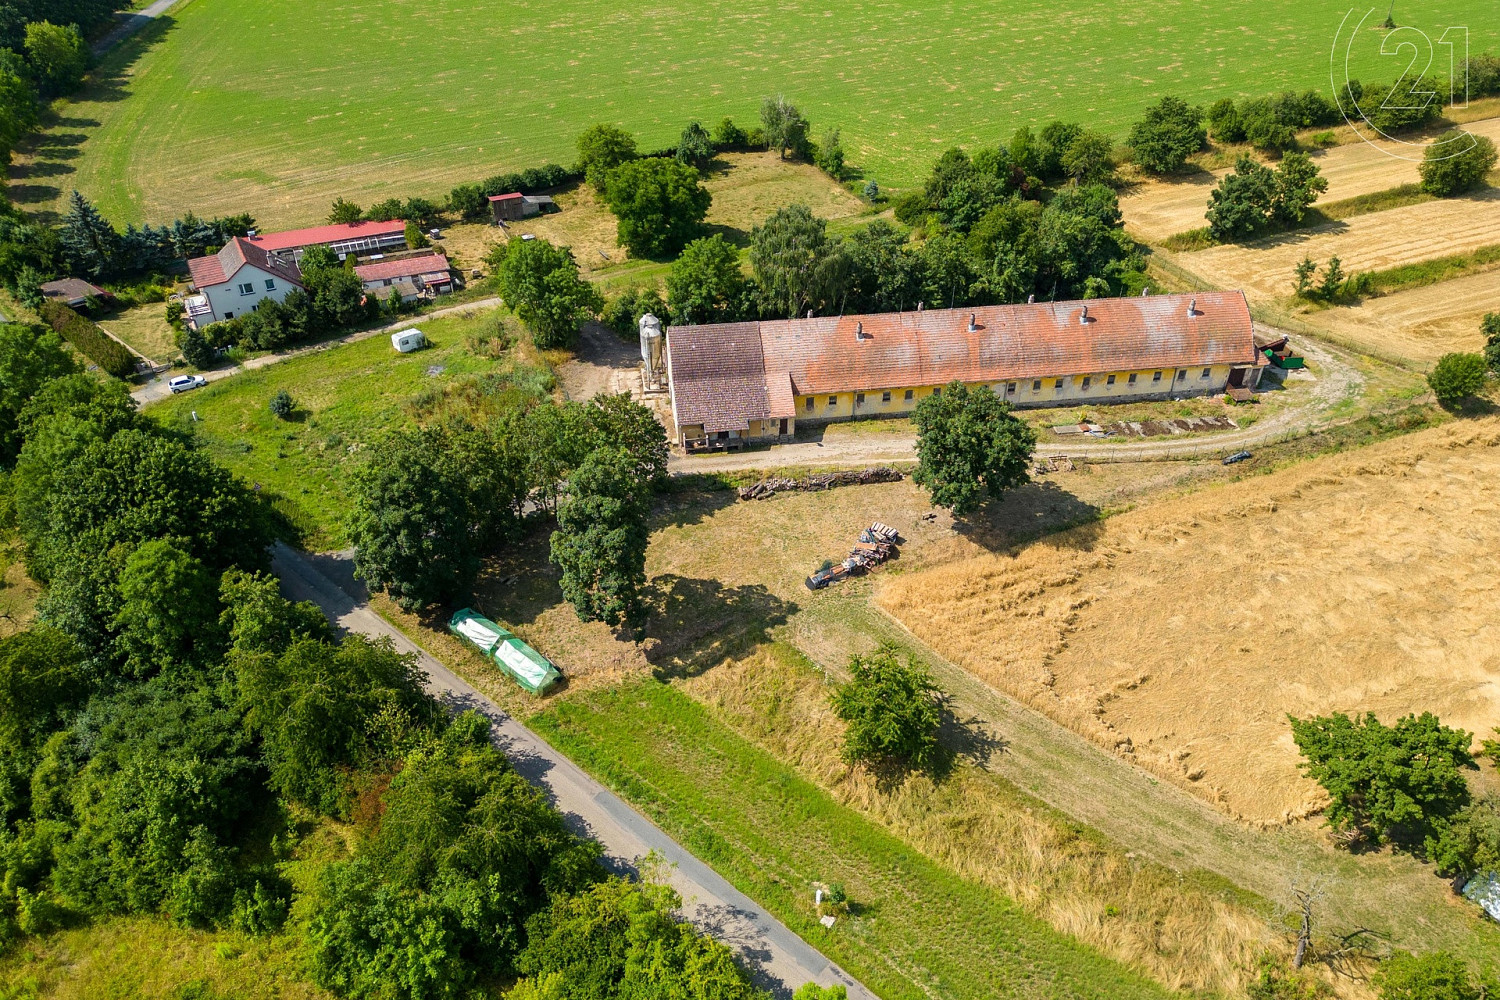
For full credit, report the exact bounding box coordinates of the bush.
[1427,352,1488,404]
[1375,951,1495,1000]
[269,390,293,419]
[1128,96,1206,173]
[37,300,135,379]
[1418,131,1498,197]
[712,117,748,149]
[830,644,949,777]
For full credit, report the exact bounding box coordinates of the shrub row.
[448,163,580,220]
[38,300,135,378]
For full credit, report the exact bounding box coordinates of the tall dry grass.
[680,644,1343,998]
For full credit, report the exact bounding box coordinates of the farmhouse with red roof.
[665,291,1265,450]
[183,237,305,330]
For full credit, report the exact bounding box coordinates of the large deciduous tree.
[550,446,651,640]
[1127,96,1206,174]
[346,428,481,610]
[0,322,77,465]
[1419,131,1499,197]
[1289,710,1474,848]
[912,381,1035,514]
[491,238,602,349]
[601,157,711,258]
[576,123,638,192]
[749,203,846,319]
[830,645,949,777]
[760,96,810,160]
[666,233,749,325]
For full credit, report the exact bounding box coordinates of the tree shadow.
[950,479,1104,553]
[643,574,798,679]
[649,483,741,531]
[700,222,750,249]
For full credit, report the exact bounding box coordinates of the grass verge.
[1369,242,1500,295]
[529,677,1179,1000]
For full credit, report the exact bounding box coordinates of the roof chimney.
[1141,286,1149,296]
[967,312,978,333]
[1027,294,1035,305]
[807,309,814,319]
[1079,305,1090,325]
[1188,297,1198,317]
[855,321,867,341]
[917,301,924,311]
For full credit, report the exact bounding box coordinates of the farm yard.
[18,0,1498,227]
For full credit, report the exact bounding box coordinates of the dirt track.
[1120,117,1500,242]
[670,334,1362,474]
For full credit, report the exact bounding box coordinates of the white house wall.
[200,263,298,323]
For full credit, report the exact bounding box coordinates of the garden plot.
[878,418,1500,826]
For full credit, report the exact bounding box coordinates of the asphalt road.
[270,543,873,1000]
[92,0,182,55]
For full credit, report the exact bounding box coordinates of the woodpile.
[738,466,904,501]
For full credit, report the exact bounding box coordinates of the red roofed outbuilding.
[666,291,1263,450]
[243,220,409,261]
[353,253,453,295]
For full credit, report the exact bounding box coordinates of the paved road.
[131,297,502,405]
[92,0,183,55]
[270,543,872,1000]
[671,332,1365,473]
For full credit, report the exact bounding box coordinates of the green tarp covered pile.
[448,608,562,694]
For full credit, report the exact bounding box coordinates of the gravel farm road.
[270,543,874,1000]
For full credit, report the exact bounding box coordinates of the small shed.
[489,193,526,223]
[40,277,112,309]
[448,608,561,694]
[390,328,425,352]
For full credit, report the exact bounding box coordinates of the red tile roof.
[488,193,523,202]
[353,254,450,283]
[187,237,304,290]
[666,321,770,435]
[666,292,1256,431]
[243,220,406,253]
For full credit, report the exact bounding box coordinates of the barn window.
[1032,380,1041,391]
[1006,382,1016,393]
[1054,378,1064,390]
[1081,376,1091,390]
[856,392,866,405]
[932,387,940,396]
[827,395,837,407]
[1201,367,1212,378]
[1177,370,1187,381]
[805,398,813,412]
[881,391,891,403]
[904,389,914,401]
[1106,374,1116,386]
[1128,372,1137,385]
[1153,371,1162,382]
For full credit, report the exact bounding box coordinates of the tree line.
[0,317,819,1000]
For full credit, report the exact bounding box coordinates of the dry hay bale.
[878,417,1500,825]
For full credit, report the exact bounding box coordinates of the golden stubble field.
[1120,117,1500,243]
[1309,268,1500,364]
[878,418,1500,827]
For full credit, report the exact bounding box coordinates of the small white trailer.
[390,328,426,353]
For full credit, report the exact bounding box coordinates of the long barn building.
[665,291,1264,450]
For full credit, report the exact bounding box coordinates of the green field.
[21,0,1498,228]
[529,679,1174,1000]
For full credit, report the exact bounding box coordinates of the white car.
[168,374,208,394]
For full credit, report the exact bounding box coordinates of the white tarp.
[454,616,504,653]
[495,641,551,687]
[1463,872,1500,922]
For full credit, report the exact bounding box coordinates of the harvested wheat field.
[1180,187,1500,299]
[1120,117,1500,243]
[878,418,1500,827]
[1308,268,1500,364]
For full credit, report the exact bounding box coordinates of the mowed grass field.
[22,0,1498,227]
